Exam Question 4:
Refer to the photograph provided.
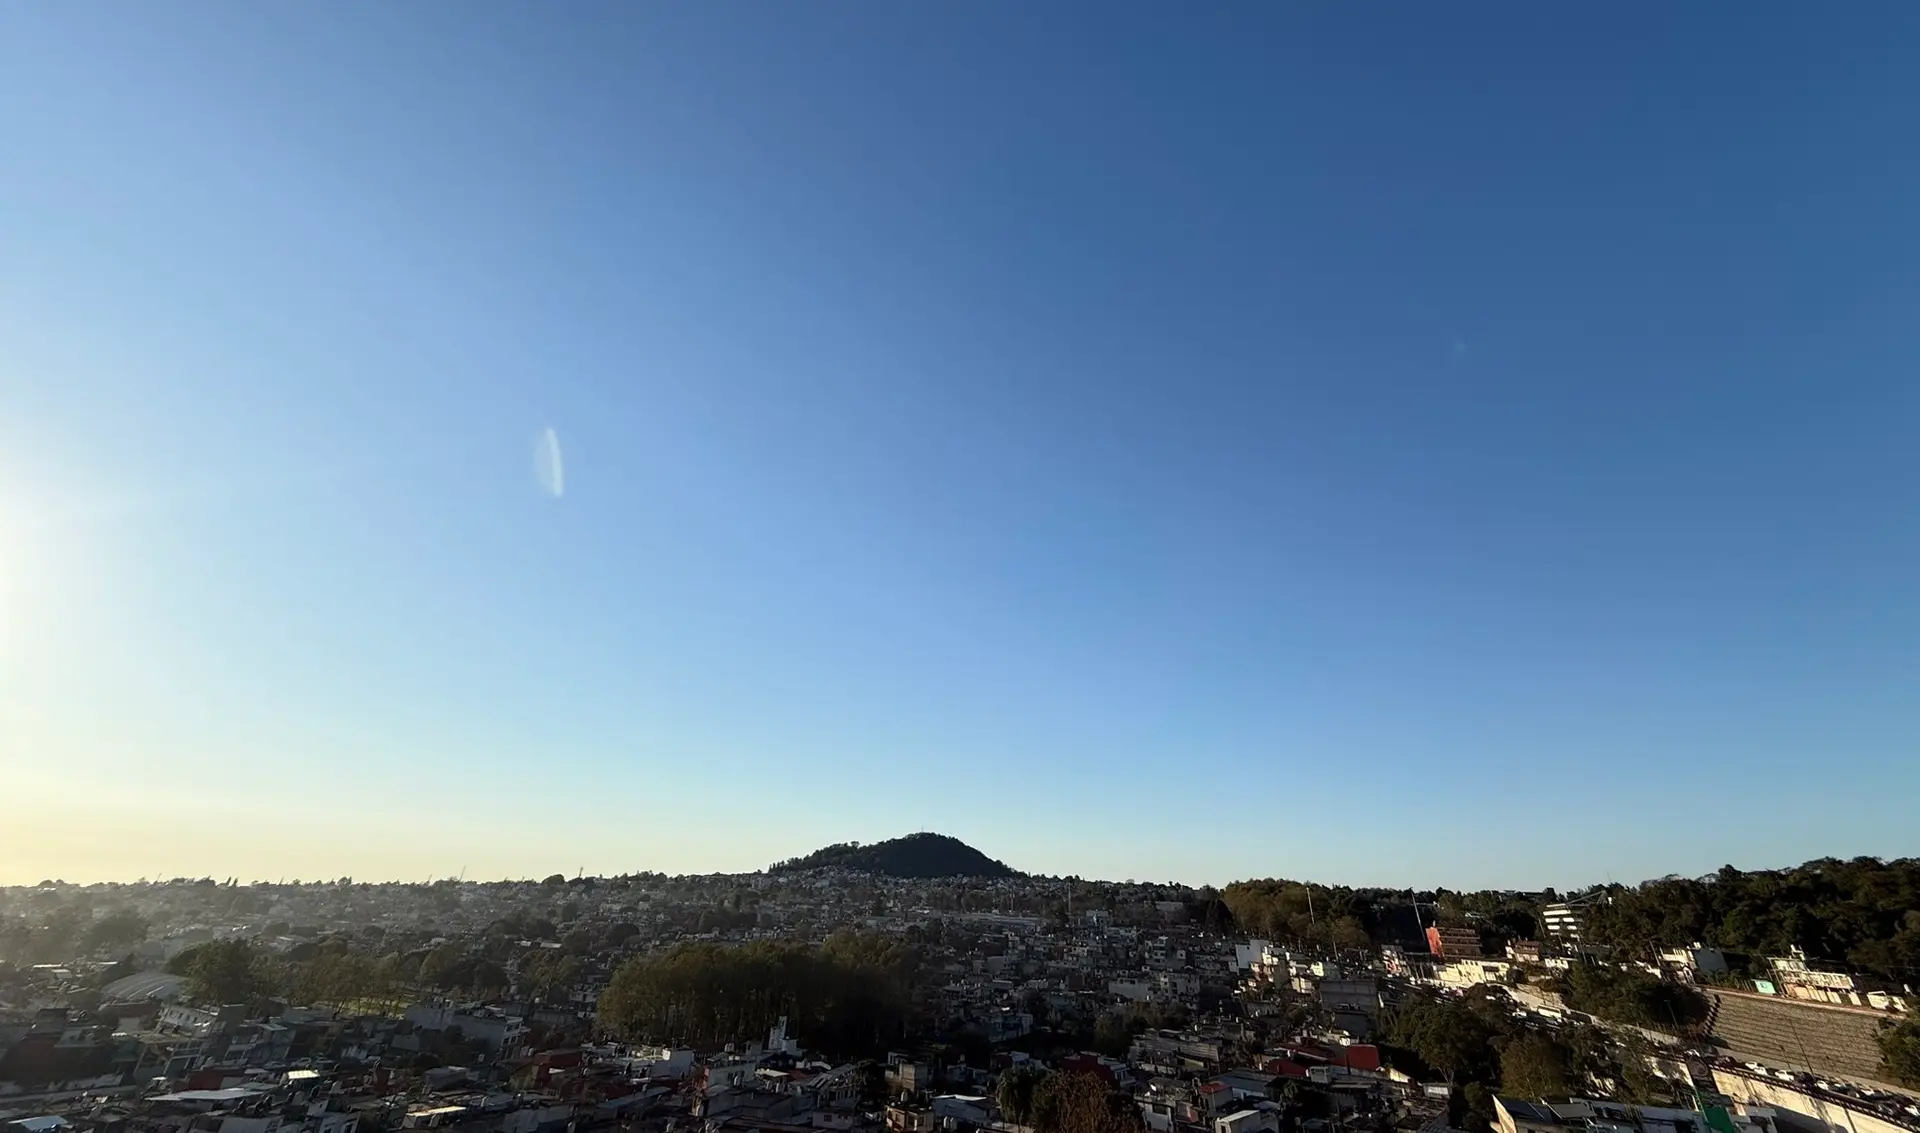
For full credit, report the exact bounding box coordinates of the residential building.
[931,1096,992,1126]
[1657,945,1729,981]
[403,1004,526,1052]
[1767,948,1861,992]
[1426,926,1483,959]
[1215,1109,1282,1133]
[1541,904,1587,943]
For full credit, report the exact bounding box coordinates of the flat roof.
[152,1089,268,1103]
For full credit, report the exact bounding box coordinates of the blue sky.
[2,4,1916,888]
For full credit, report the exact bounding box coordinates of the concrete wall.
[1704,990,1893,1087]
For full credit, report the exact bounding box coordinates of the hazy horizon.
[5,4,1916,889]
[0,834,1895,895]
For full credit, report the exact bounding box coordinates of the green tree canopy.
[174,939,273,1005]
[1581,858,1920,982]
[1877,1019,1920,1090]
[1499,1033,1573,1100]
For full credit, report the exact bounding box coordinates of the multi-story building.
[1541,903,1587,942]
[1427,926,1483,958]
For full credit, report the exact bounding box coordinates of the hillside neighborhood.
[3,842,1918,1133]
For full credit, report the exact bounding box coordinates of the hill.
[768,833,1020,879]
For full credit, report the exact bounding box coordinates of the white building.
[1541,903,1587,942]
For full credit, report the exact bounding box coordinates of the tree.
[997,1065,1046,1125]
[1330,916,1372,953]
[1021,990,1051,1031]
[524,952,581,1001]
[418,943,464,989]
[294,944,400,1011]
[1388,994,1498,1084]
[85,910,149,953]
[598,937,914,1058]
[177,939,270,1005]
[1090,1012,1134,1057]
[1459,1083,1497,1133]
[1030,1070,1141,1133]
[1552,963,1706,1033]
[1611,1034,1669,1105]
[470,959,509,994]
[1878,1019,1920,1090]
[1499,1033,1572,1099]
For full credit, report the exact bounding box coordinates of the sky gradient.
[2,3,1917,888]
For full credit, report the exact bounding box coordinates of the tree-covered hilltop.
[1579,856,1920,982]
[767,833,1021,879]
[1223,857,1920,984]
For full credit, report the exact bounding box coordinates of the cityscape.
[2,836,1917,1133]
[7,12,1917,1133]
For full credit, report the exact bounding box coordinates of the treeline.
[1579,858,1920,982]
[1219,882,1539,956]
[1219,881,1379,953]
[1228,857,1920,983]
[164,933,590,1011]
[0,907,151,965]
[597,932,918,1058]
[166,938,488,1009]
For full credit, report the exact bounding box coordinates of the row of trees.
[0,908,151,965]
[164,935,581,1010]
[1218,881,1377,954]
[596,931,920,1058]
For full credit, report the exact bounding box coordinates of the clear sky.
[3,4,1916,890]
